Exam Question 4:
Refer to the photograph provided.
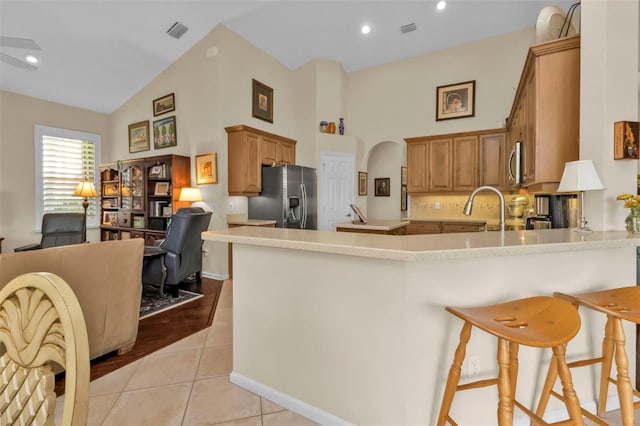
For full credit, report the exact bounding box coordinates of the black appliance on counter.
[525,194,577,229]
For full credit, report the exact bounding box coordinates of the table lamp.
[73,179,97,241]
[556,160,605,234]
[178,187,202,204]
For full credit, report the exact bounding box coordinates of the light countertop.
[202,227,640,261]
[336,219,410,231]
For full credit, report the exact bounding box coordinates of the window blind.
[42,136,96,214]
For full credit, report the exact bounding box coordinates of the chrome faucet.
[463,185,505,231]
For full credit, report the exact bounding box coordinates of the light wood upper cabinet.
[428,138,453,192]
[506,35,580,191]
[452,136,478,192]
[226,125,297,196]
[407,141,428,193]
[405,129,504,194]
[261,136,296,166]
[479,132,506,189]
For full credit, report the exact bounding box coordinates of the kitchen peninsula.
[203,227,640,425]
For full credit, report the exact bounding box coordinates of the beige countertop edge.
[203,228,639,262]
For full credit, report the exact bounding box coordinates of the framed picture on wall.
[153,116,177,149]
[401,166,407,185]
[436,80,475,121]
[128,120,150,153]
[252,79,273,123]
[375,178,390,196]
[358,171,368,196]
[152,93,175,117]
[196,153,218,185]
[401,185,407,211]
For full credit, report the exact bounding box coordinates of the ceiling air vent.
[167,21,189,39]
[400,23,417,34]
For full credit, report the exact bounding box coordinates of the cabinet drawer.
[407,222,442,234]
[441,222,485,233]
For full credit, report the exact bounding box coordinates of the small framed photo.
[102,183,118,196]
[436,80,475,121]
[102,212,118,226]
[375,178,390,197]
[153,116,177,149]
[196,153,218,185]
[358,171,368,196]
[401,166,407,185]
[128,120,150,153]
[153,93,175,117]
[252,79,273,123]
[154,182,170,195]
[148,165,163,178]
[401,185,407,211]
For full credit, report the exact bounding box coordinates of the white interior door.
[320,152,354,231]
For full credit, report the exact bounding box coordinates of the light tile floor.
[58,280,318,426]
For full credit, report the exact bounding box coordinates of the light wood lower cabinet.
[407,220,485,234]
[335,225,407,235]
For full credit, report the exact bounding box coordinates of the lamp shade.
[73,180,97,197]
[556,160,605,192]
[179,187,202,202]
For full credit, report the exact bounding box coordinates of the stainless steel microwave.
[508,140,525,186]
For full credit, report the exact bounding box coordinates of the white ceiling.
[0,1,577,114]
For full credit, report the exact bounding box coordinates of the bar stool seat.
[539,287,640,426]
[438,296,584,426]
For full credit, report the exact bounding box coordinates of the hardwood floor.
[55,277,223,393]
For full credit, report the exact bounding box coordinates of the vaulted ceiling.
[0,1,577,114]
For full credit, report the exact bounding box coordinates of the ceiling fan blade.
[0,52,37,70]
[0,36,41,50]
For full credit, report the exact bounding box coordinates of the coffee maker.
[525,194,577,229]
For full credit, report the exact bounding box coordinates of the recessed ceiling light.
[25,55,39,64]
[361,24,371,35]
[437,1,447,10]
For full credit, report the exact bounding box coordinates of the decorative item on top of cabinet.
[405,128,505,194]
[505,35,580,192]
[225,125,297,196]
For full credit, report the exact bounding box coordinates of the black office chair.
[15,213,86,252]
[142,207,212,295]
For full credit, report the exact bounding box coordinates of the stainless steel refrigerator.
[248,165,317,230]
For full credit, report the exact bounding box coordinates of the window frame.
[34,125,101,231]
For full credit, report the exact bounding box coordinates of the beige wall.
[348,28,535,219]
[0,91,111,251]
[3,0,636,274]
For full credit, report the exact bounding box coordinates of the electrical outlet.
[228,202,233,212]
[434,201,441,210]
[468,355,480,377]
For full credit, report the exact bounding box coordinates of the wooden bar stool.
[537,287,640,426]
[437,296,584,426]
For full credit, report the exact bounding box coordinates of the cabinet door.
[407,142,428,193]
[261,137,278,165]
[245,133,261,193]
[279,140,295,164]
[228,130,261,195]
[407,221,442,234]
[452,136,478,192]
[479,133,505,189]
[428,139,452,192]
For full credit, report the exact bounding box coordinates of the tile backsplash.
[409,193,534,221]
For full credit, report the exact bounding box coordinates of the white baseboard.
[202,271,229,281]
[230,371,355,426]
[514,395,626,425]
